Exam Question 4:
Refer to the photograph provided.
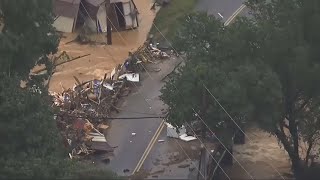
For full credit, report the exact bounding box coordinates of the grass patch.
[149,0,198,42]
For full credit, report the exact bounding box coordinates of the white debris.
[110,67,116,80]
[218,13,224,19]
[34,22,40,27]
[158,139,165,143]
[131,133,136,136]
[88,133,106,142]
[67,139,72,145]
[166,123,197,142]
[166,123,186,138]
[103,82,114,90]
[119,73,140,82]
[179,134,197,142]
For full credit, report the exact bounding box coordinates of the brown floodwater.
[49,0,157,92]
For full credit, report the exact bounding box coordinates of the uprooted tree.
[0,0,116,178]
[161,0,320,179]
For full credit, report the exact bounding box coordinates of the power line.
[103,14,207,179]
[151,11,286,180]
[109,9,232,179]
[103,4,251,179]
[184,121,231,180]
[78,6,206,179]
[111,104,160,116]
[56,113,164,120]
[105,4,240,179]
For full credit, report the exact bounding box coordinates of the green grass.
[149,0,198,42]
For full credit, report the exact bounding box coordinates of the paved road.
[104,58,182,176]
[105,0,249,177]
[196,0,246,21]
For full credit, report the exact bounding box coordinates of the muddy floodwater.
[49,0,157,92]
[222,128,293,180]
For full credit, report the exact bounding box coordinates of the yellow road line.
[135,121,166,173]
[131,3,246,176]
[132,119,165,174]
[224,4,246,26]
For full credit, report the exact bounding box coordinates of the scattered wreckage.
[50,52,143,159]
[44,37,174,160]
[166,123,197,142]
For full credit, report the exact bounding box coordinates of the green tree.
[0,0,59,80]
[0,0,116,178]
[161,0,320,179]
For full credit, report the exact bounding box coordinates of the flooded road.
[49,0,156,92]
[221,128,292,180]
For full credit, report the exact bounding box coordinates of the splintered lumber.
[98,124,109,131]
[73,76,82,86]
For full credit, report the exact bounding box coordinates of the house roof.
[53,0,81,18]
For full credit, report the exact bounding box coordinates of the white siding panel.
[123,2,132,28]
[53,16,75,33]
[97,5,107,32]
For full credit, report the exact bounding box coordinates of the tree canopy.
[161,0,320,179]
[0,0,58,80]
[0,0,116,178]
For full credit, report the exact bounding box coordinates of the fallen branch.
[33,54,90,74]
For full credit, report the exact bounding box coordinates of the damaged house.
[53,0,138,33]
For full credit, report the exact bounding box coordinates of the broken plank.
[73,76,82,86]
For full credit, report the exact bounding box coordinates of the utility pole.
[197,86,208,180]
[201,85,208,138]
[197,144,205,180]
[105,0,112,45]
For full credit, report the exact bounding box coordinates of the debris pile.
[166,123,197,142]
[47,37,174,159]
[134,40,171,64]
[51,56,142,159]
[147,43,170,59]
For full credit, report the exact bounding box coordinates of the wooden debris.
[51,41,170,160]
[98,124,109,131]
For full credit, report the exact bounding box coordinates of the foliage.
[161,0,320,179]
[161,13,277,140]
[0,73,65,178]
[62,160,119,179]
[149,0,198,42]
[0,0,116,179]
[0,0,59,81]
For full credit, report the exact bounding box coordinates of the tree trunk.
[291,154,304,180]
[234,129,245,144]
[275,128,304,179]
[305,139,313,166]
